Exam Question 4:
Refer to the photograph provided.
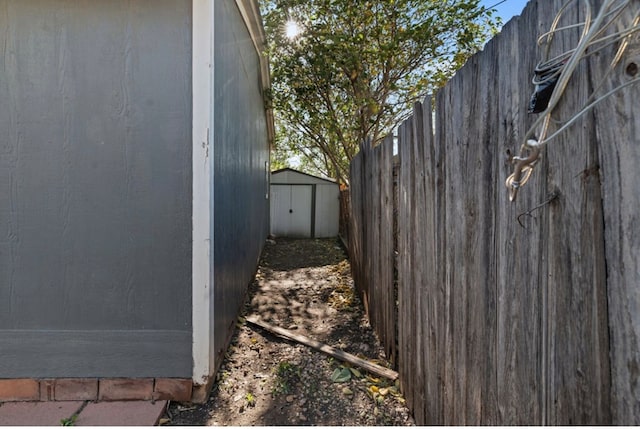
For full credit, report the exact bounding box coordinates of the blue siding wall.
[0,1,192,377]
[211,0,270,366]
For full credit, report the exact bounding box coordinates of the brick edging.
[0,378,192,402]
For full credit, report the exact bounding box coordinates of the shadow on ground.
[164,238,413,426]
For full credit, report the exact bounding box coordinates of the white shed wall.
[270,169,339,238]
[314,184,340,238]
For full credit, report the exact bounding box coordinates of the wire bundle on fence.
[506,0,640,201]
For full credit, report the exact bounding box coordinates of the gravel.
[163,238,415,426]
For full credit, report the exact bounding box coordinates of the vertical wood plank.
[397,116,416,417]
[494,1,546,424]
[349,147,365,308]
[409,104,427,426]
[541,0,611,424]
[361,140,372,313]
[423,94,447,426]
[590,0,640,423]
[434,85,454,427]
[380,135,396,363]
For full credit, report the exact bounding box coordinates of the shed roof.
[271,168,338,185]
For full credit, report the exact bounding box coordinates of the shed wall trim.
[192,0,214,387]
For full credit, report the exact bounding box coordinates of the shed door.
[271,185,312,237]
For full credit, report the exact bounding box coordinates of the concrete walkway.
[0,400,167,426]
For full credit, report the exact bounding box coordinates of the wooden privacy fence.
[348,0,640,425]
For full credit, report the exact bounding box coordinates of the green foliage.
[245,391,257,407]
[272,360,301,395]
[60,414,78,426]
[261,0,501,183]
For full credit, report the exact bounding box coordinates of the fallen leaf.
[158,418,171,425]
[331,367,352,383]
[342,387,354,396]
[349,367,362,378]
[366,375,381,384]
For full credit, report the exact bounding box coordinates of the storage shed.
[270,168,340,238]
[0,0,273,402]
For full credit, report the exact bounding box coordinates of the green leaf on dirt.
[331,367,352,383]
[349,367,362,378]
[342,387,354,396]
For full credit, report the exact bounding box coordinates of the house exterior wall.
[210,0,270,372]
[0,0,193,377]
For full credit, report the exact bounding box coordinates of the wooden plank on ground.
[245,316,398,381]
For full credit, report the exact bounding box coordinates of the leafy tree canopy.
[261,0,501,183]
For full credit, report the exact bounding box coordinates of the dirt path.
[163,238,414,426]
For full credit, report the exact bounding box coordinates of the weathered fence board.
[397,114,420,421]
[349,138,396,364]
[377,137,395,363]
[397,117,414,417]
[348,145,365,308]
[348,0,638,425]
[590,2,640,421]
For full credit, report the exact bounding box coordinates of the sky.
[480,0,530,25]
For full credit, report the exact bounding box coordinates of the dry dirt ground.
[163,238,415,426]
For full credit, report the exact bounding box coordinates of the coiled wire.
[506,0,640,201]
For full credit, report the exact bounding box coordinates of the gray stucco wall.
[211,0,270,367]
[0,1,192,377]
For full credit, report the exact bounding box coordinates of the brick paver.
[0,379,40,401]
[0,401,83,426]
[153,378,192,402]
[75,401,167,426]
[0,400,167,426]
[98,378,154,401]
